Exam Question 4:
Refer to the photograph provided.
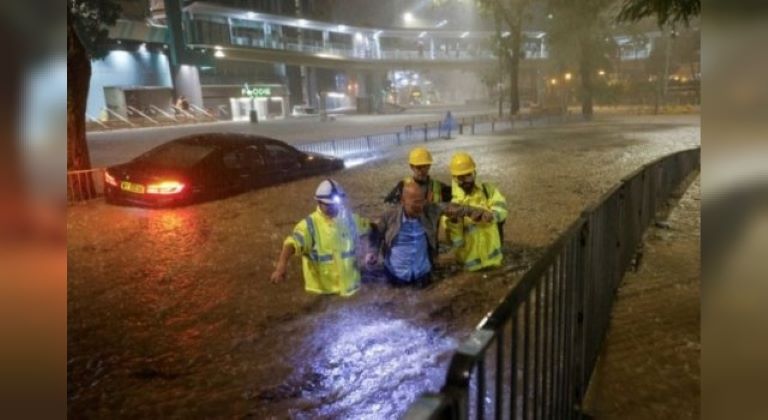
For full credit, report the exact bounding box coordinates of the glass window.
[135,142,216,168]
[263,142,298,166]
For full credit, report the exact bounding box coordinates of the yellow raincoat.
[447,180,508,271]
[284,207,371,296]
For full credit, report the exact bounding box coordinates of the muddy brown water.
[68,115,699,418]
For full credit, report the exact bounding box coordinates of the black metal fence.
[404,147,700,420]
[67,168,105,202]
[295,114,518,158]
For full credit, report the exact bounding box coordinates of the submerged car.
[104,133,344,207]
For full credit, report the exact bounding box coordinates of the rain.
[68,114,699,418]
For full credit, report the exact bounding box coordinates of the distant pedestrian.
[175,95,190,113]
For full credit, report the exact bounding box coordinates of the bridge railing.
[404,147,700,420]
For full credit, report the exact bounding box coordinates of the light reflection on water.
[285,306,457,419]
[344,155,378,168]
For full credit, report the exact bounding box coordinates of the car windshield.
[135,142,216,168]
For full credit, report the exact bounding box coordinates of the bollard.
[471,117,476,135]
[396,132,401,145]
[366,135,372,151]
[492,118,495,133]
[424,123,428,142]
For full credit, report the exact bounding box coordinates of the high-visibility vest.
[404,176,444,203]
[284,207,371,296]
[447,180,508,271]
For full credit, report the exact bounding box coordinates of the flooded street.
[68,114,700,418]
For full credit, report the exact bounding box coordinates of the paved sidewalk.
[583,176,700,419]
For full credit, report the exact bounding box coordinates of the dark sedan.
[104,133,344,207]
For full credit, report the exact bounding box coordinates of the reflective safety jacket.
[447,180,508,271]
[284,207,371,296]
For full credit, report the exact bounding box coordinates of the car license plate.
[120,181,145,194]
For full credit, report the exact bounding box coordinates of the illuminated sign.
[242,83,273,98]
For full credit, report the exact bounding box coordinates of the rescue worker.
[384,147,451,204]
[372,180,493,287]
[270,179,373,296]
[446,152,508,271]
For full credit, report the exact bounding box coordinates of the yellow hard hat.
[449,152,476,176]
[408,147,433,166]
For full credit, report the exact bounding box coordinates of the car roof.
[171,133,287,150]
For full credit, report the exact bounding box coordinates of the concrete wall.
[87,49,173,117]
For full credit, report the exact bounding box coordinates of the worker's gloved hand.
[364,252,378,266]
[480,211,495,223]
[270,265,287,284]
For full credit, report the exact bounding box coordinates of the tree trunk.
[508,19,522,116]
[494,11,503,118]
[67,14,95,199]
[579,35,594,120]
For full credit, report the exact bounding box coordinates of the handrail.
[149,104,178,121]
[86,113,108,129]
[189,103,216,119]
[170,104,197,120]
[127,105,160,125]
[405,147,701,419]
[103,108,136,127]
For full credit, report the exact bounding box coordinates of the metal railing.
[404,147,700,420]
[295,114,516,159]
[67,168,106,202]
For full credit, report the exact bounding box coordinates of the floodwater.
[68,114,700,418]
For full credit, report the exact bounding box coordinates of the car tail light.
[104,170,118,187]
[146,181,186,195]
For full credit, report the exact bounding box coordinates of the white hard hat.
[315,179,346,204]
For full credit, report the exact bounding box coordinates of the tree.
[435,0,531,116]
[67,0,124,198]
[616,0,700,113]
[546,0,617,120]
[617,0,700,26]
[478,0,531,116]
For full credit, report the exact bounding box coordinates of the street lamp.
[598,70,606,76]
[564,72,572,81]
[550,78,558,86]
[403,12,414,23]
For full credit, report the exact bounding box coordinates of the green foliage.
[546,0,617,69]
[617,0,700,27]
[68,0,125,59]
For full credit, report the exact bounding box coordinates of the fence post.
[459,120,464,135]
[471,117,476,135]
[571,220,590,417]
[491,118,495,133]
[397,132,402,145]
[366,135,372,151]
[424,123,428,142]
[447,121,452,139]
[331,140,338,156]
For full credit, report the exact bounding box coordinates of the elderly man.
[373,180,492,286]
